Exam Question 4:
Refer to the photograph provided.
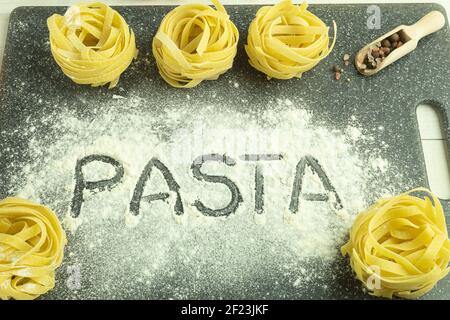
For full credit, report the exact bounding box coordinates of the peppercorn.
[381,47,391,55]
[332,64,341,72]
[381,39,391,48]
[388,33,400,42]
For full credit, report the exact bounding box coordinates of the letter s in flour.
[191,154,243,217]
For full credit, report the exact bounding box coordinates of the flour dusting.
[4,94,405,299]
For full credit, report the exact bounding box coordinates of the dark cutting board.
[0,3,450,299]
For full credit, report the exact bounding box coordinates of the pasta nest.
[152,0,239,88]
[245,0,336,79]
[47,2,137,88]
[0,198,67,300]
[342,188,450,299]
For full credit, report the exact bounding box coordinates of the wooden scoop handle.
[408,11,446,40]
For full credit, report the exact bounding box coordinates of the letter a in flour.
[129,158,184,216]
[289,155,343,214]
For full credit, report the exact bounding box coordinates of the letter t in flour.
[240,154,283,214]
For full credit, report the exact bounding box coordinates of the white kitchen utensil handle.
[410,11,446,40]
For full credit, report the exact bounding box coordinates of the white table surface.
[1,0,449,198]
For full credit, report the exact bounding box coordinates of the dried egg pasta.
[152,0,239,88]
[245,0,336,79]
[47,2,137,88]
[342,188,450,299]
[0,198,66,300]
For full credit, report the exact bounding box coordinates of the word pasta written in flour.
[69,153,344,219]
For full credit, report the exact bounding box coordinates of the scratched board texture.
[0,4,450,299]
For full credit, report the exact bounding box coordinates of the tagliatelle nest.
[47,2,138,88]
[245,0,336,80]
[0,198,66,300]
[152,0,239,88]
[342,188,450,299]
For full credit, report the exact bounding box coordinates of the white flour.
[6,94,405,298]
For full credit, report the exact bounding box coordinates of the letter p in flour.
[70,154,124,218]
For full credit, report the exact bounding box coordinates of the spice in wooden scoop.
[355,11,446,76]
[362,31,409,70]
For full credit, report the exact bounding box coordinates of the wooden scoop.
[355,11,446,76]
